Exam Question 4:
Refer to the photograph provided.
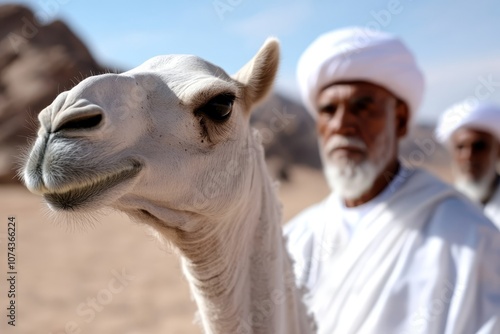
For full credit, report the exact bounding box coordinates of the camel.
[22,38,315,334]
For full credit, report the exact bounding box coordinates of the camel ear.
[233,38,280,113]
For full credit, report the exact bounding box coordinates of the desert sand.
[0,166,329,334]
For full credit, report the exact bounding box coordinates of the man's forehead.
[317,81,393,100]
[452,127,496,142]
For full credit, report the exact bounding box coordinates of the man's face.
[315,81,408,199]
[450,128,499,202]
[451,128,499,181]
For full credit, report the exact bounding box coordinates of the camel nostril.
[56,113,103,132]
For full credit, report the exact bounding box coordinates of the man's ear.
[395,99,410,138]
[232,38,280,114]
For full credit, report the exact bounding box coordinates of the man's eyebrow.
[472,139,488,146]
[351,96,375,104]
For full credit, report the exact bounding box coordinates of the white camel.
[22,39,315,334]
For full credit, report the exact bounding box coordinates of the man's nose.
[458,146,473,161]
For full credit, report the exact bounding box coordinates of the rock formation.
[0,4,109,182]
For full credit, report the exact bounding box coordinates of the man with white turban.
[436,100,500,228]
[285,27,500,334]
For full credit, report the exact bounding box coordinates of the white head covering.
[435,100,500,144]
[296,27,425,117]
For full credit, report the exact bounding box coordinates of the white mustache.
[324,135,367,155]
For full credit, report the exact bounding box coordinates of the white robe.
[485,183,500,229]
[285,167,500,334]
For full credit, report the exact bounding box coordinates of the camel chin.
[29,160,143,212]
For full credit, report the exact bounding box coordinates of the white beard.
[453,156,498,204]
[323,157,380,200]
[321,114,396,201]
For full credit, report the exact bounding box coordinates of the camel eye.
[197,93,235,122]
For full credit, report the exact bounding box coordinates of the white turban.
[435,100,500,144]
[296,27,425,117]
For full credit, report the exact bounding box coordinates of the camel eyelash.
[194,93,235,120]
[195,93,236,143]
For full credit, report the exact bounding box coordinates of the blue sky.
[5,0,500,124]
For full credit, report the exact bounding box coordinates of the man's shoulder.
[485,182,500,229]
[405,167,499,233]
[401,167,495,225]
[426,191,500,247]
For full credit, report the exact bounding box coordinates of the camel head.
[22,39,280,230]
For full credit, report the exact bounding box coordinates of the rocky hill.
[251,93,322,180]
[0,4,109,182]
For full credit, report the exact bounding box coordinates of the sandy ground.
[0,166,329,334]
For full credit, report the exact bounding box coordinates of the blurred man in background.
[285,27,500,334]
[436,101,500,228]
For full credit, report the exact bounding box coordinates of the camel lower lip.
[43,162,142,211]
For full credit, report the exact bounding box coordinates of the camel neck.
[170,143,314,334]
